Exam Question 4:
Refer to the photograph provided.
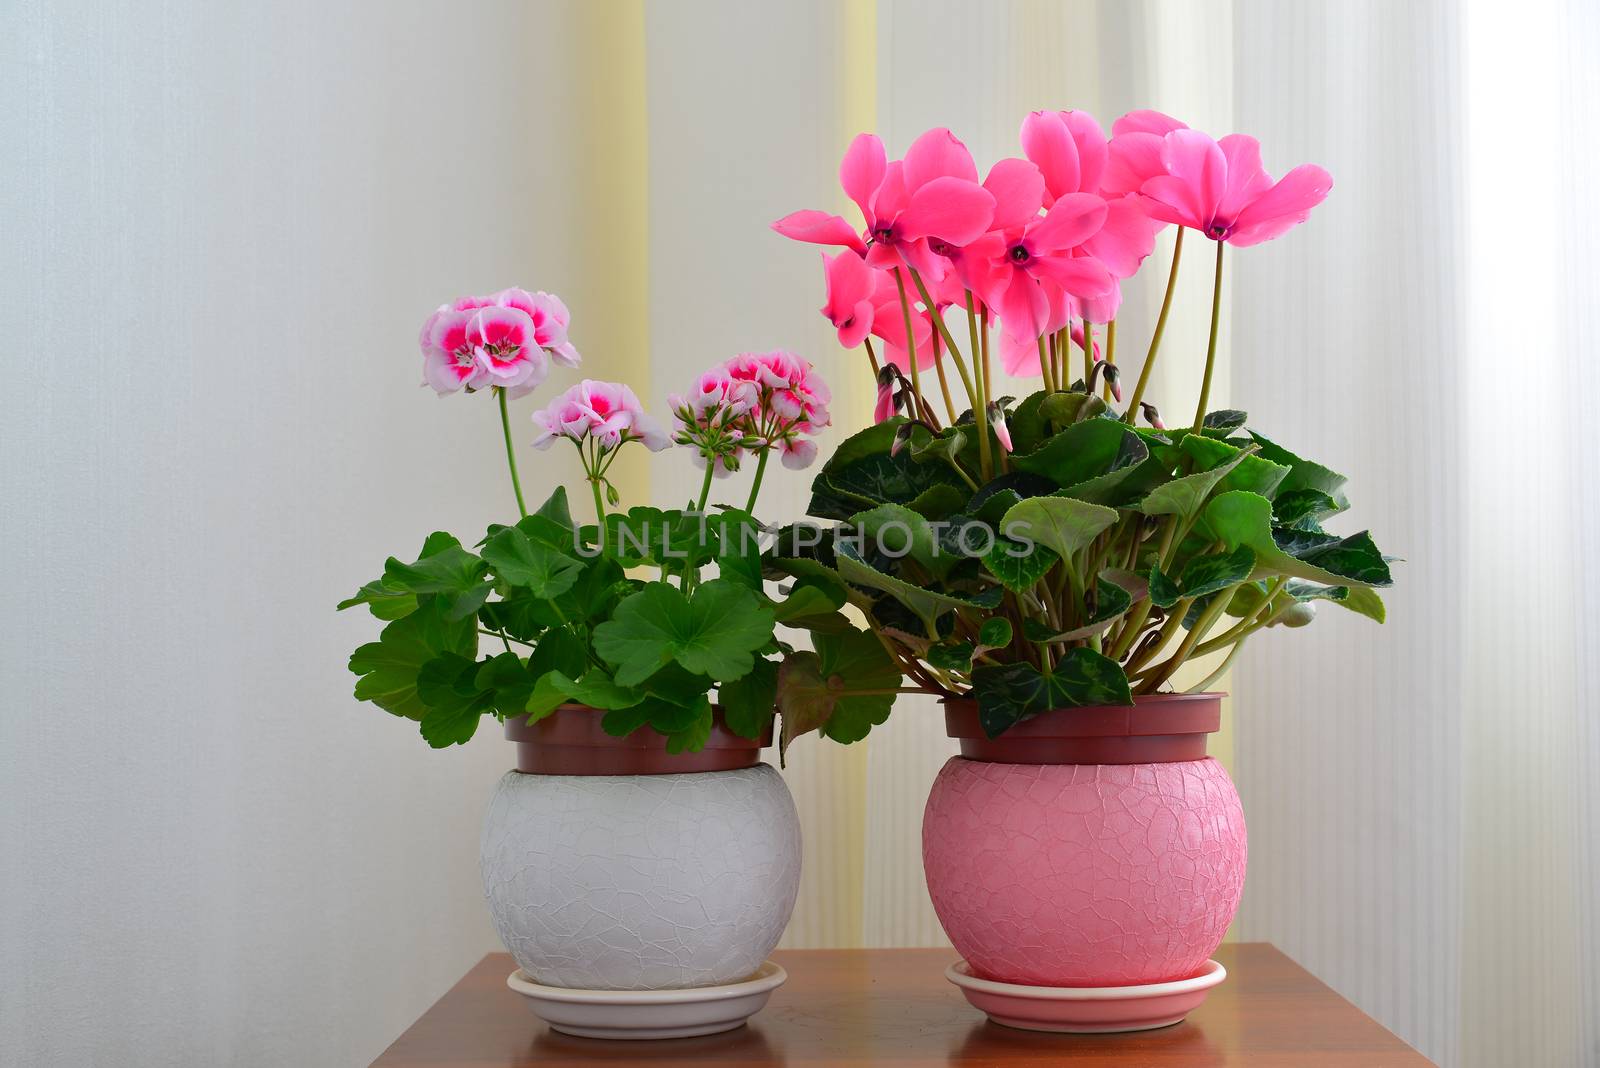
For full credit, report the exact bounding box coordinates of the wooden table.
[372,943,1432,1066]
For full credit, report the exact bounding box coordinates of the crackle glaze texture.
[481,763,801,990]
[922,756,1246,986]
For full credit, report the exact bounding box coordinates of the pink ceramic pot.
[922,693,1246,987]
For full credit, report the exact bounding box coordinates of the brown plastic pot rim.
[942,691,1224,766]
[505,704,771,776]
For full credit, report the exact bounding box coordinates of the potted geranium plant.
[338,290,838,1036]
[767,111,1391,1031]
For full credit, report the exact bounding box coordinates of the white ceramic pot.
[480,758,802,990]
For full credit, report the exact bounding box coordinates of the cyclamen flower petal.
[840,134,888,221]
[902,128,981,190]
[896,176,997,245]
[983,157,1047,231]
[1112,109,1188,137]
[771,209,868,254]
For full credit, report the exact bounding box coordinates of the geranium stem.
[1192,239,1226,430]
[496,387,528,518]
[1126,225,1185,421]
[695,458,715,512]
[744,448,771,514]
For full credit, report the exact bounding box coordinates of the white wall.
[0,3,588,1064]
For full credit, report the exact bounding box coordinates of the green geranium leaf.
[416,652,496,747]
[1178,546,1256,599]
[971,650,1132,737]
[775,628,900,755]
[534,486,574,528]
[482,526,584,597]
[348,597,476,720]
[593,579,776,686]
[720,657,778,739]
[1201,491,1392,587]
[999,496,1119,561]
[337,579,418,621]
[711,509,765,590]
[474,652,536,719]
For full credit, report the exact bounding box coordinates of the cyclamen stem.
[744,448,771,514]
[1192,238,1226,430]
[1081,320,1094,385]
[891,269,927,417]
[496,387,528,518]
[1104,318,1118,401]
[1126,225,1185,421]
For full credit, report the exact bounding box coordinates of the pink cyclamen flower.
[988,405,1014,453]
[821,251,878,348]
[1103,110,1190,197]
[1019,110,1109,206]
[773,130,996,281]
[1138,130,1332,245]
[530,380,668,452]
[966,192,1116,338]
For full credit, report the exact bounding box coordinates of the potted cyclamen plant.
[338,289,838,1037]
[768,110,1391,1032]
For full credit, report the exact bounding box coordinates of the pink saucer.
[945,958,1227,1033]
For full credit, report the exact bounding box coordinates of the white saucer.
[946,958,1227,1033]
[506,960,787,1040]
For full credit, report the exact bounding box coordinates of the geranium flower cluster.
[418,287,581,396]
[531,380,668,454]
[774,108,1331,428]
[670,351,832,481]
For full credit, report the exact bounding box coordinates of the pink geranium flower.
[1137,130,1332,245]
[467,306,548,396]
[530,380,668,452]
[419,307,480,394]
[724,350,832,470]
[489,288,582,368]
[418,287,582,396]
